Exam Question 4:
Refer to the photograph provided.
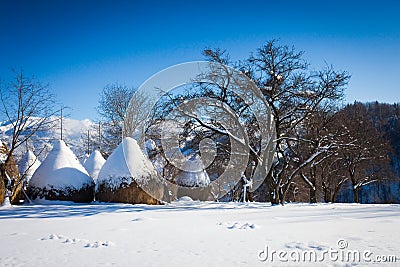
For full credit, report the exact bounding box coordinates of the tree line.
[98,41,398,204]
[1,40,399,205]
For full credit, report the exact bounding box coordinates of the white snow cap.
[18,150,41,184]
[29,140,93,190]
[174,154,210,187]
[83,150,106,182]
[175,169,210,187]
[97,137,157,190]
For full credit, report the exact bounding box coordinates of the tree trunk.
[278,185,285,206]
[353,187,359,203]
[1,146,24,205]
[332,187,340,203]
[323,187,332,203]
[0,172,5,205]
[310,187,317,203]
[264,170,280,205]
[271,184,281,205]
[270,188,279,205]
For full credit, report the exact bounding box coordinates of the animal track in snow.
[84,241,114,248]
[285,241,327,251]
[40,234,114,248]
[217,222,257,230]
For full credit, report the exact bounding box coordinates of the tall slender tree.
[0,69,58,203]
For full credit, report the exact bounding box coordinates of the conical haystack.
[27,140,94,203]
[175,164,212,201]
[19,150,41,187]
[96,137,163,204]
[83,150,106,183]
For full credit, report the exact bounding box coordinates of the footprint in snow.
[84,241,114,248]
[218,222,257,230]
[63,238,82,244]
[41,234,114,248]
[285,241,327,251]
[45,234,65,240]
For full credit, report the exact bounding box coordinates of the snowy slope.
[0,202,399,266]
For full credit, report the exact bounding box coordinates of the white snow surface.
[96,137,157,190]
[80,153,89,165]
[18,150,41,184]
[0,202,399,266]
[29,140,93,190]
[83,150,106,182]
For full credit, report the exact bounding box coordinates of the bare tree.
[0,69,58,203]
[77,121,105,161]
[290,108,344,203]
[335,103,392,203]
[97,83,135,155]
[123,89,153,145]
[239,40,350,205]
[319,154,348,203]
[145,41,349,204]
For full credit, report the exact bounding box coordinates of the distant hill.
[0,116,96,162]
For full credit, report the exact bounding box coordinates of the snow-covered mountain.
[0,116,96,162]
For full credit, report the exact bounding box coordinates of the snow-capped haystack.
[83,150,106,182]
[27,140,94,203]
[174,161,212,201]
[18,150,41,186]
[176,169,210,187]
[96,137,163,205]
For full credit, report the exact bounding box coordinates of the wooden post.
[87,129,90,155]
[60,106,63,141]
[98,121,102,152]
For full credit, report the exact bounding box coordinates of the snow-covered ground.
[0,202,399,266]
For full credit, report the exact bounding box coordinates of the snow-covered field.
[0,202,399,266]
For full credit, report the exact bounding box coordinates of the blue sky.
[0,0,399,120]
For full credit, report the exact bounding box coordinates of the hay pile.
[18,150,41,188]
[0,142,24,205]
[175,169,212,201]
[83,150,106,183]
[27,140,94,203]
[0,169,4,205]
[95,137,163,205]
